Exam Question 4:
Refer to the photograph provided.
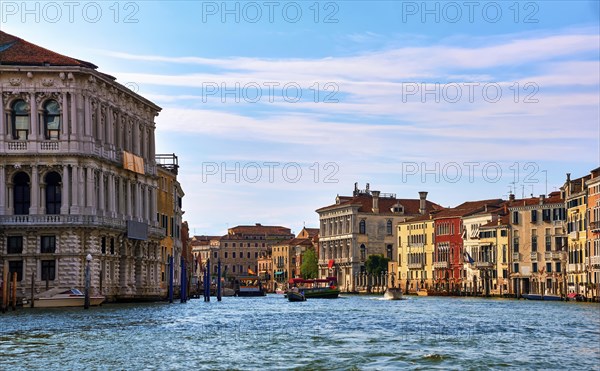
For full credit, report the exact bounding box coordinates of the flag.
[463,251,475,264]
[248,267,256,275]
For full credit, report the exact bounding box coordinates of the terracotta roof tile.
[317,194,442,215]
[0,31,96,68]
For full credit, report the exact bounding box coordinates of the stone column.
[7,181,14,214]
[0,99,5,142]
[126,179,132,218]
[71,164,80,214]
[86,167,96,213]
[70,92,77,140]
[0,166,5,214]
[98,169,105,215]
[118,176,124,216]
[40,183,47,215]
[29,92,38,141]
[61,165,70,214]
[30,165,39,214]
[61,93,68,142]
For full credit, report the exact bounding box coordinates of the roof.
[0,30,97,68]
[432,199,504,219]
[228,224,292,237]
[273,237,314,247]
[506,193,564,209]
[316,193,442,215]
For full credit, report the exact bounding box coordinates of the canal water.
[1,295,599,370]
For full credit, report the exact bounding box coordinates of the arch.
[45,171,62,214]
[43,99,61,140]
[13,171,30,215]
[11,99,30,140]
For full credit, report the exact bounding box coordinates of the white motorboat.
[383,287,403,300]
[34,288,105,308]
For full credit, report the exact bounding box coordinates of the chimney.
[566,173,571,194]
[372,190,380,213]
[539,194,545,205]
[419,191,428,215]
[509,194,515,201]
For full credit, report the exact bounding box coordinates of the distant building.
[271,227,319,289]
[563,173,591,296]
[586,168,600,300]
[0,31,173,301]
[508,193,567,297]
[477,213,510,296]
[316,183,442,292]
[216,224,293,281]
[397,213,436,292]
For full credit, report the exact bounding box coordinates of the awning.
[274,271,284,275]
[328,259,335,269]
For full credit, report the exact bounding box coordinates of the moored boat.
[522,293,563,301]
[417,289,429,296]
[235,276,266,297]
[288,277,340,299]
[33,288,105,308]
[383,287,403,300]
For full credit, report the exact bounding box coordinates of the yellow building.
[156,154,184,294]
[478,214,510,296]
[563,173,591,296]
[397,213,435,293]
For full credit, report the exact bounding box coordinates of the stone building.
[0,31,170,301]
[586,168,600,300]
[316,183,441,292]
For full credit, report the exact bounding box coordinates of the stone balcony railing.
[475,261,494,269]
[512,252,521,262]
[591,221,600,233]
[0,214,165,236]
[591,256,600,266]
[531,252,540,262]
[433,261,448,269]
[408,262,424,269]
[569,231,579,240]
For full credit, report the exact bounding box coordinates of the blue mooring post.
[217,259,222,302]
[168,255,174,304]
[180,257,186,303]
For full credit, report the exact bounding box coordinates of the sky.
[1,0,599,236]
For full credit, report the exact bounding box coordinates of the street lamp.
[84,253,92,309]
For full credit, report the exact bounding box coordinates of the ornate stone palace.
[0,31,170,301]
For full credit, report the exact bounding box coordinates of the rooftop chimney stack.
[372,190,380,213]
[509,194,515,201]
[419,191,428,215]
[539,194,545,205]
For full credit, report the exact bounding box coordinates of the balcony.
[512,252,521,262]
[544,251,552,260]
[408,262,424,269]
[7,141,27,151]
[591,256,600,266]
[530,252,540,262]
[39,141,60,151]
[591,221,600,233]
[0,214,165,237]
[433,261,448,269]
[569,231,579,240]
[475,261,493,269]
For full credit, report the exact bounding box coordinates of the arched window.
[387,244,393,260]
[387,220,393,235]
[359,220,366,234]
[44,100,61,140]
[12,100,29,140]
[360,244,366,261]
[13,172,30,215]
[45,172,62,215]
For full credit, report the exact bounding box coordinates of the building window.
[513,263,519,274]
[224,252,228,259]
[11,99,29,140]
[359,220,366,234]
[360,244,366,261]
[13,172,30,215]
[555,262,561,273]
[45,171,62,215]
[110,238,115,255]
[9,261,23,281]
[546,262,552,273]
[41,260,56,281]
[44,100,61,140]
[386,220,393,235]
[41,236,56,253]
[532,263,538,273]
[7,236,23,254]
[233,252,236,259]
[213,251,218,258]
[232,265,236,273]
[387,244,393,260]
[531,210,538,223]
[247,252,250,259]
[512,211,519,224]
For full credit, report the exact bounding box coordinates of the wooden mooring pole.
[2,268,8,313]
[11,272,17,310]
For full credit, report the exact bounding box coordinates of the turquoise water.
[1,295,599,370]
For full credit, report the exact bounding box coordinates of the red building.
[433,199,503,293]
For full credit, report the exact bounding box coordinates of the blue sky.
[2,1,599,236]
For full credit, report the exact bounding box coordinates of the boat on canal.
[287,288,306,302]
[288,277,340,299]
[522,292,563,301]
[33,288,105,308]
[234,276,266,297]
[383,287,403,300]
[417,289,429,296]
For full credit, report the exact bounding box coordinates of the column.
[107,172,115,215]
[30,165,39,214]
[126,179,132,218]
[84,95,91,137]
[70,92,77,140]
[29,92,38,141]
[7,181,14,214]
[0,166,5,214]
[61,93,68,142]
[71,164,80,214]
[0,99,4,142]
[40,183,46,214]
[98,169,105,215]
[61,165,70,214]
[86,167,95,213]
[118,177,124,216]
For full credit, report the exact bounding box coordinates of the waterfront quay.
[1,295,599,370]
